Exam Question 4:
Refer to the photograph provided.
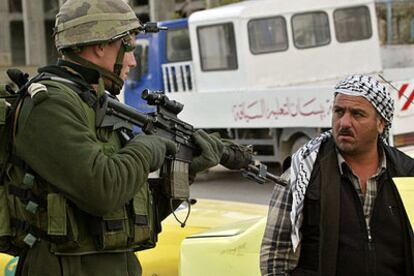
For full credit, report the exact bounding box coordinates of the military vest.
[0,71,159,255]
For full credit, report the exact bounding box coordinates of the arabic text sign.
[168,87,333,129]
[232,96,332,123]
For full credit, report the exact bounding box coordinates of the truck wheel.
[290,136,310,155]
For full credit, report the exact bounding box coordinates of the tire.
[290,136,310,155]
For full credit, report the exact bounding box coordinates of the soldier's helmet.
[54,0,142,52]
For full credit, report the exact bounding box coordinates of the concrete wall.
[381,44,414,68]
[376,1,414,45]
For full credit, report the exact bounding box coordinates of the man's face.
[100,34,137,81]
[332,93,385,156]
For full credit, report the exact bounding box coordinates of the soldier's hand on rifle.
[190,130,224,175]
[132,135,177,172]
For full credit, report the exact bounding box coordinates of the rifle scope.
[142,89,184,115]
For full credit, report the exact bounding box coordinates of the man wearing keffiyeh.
[260,74,414,276]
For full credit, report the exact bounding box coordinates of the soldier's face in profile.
[120,34,137,81]
[100,34,137,81]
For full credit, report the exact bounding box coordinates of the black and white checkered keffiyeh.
[289,74,394,251]
[334,74,394,141]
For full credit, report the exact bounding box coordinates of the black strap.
[0,157,9,187]
[7,154,47,209]
[148,178,163,190]
[134,215,148,226]
[8,185,46,208]
[53,79,96,108]
[0,72,49,187]
[34,73,97,108]
[105,220,124,232]
[88,216,126,234]
[10,217,69,244]
[9,153,26,169]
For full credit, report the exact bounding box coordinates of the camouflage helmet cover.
[55,0,141,51]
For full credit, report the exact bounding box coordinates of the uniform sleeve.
[15,86,152,216]
[260,177,299,275]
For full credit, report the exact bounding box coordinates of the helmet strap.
[112,43,127,95]
[64,51,124,96]
[97,77,106,97]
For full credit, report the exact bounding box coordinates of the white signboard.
[168,86,333,129]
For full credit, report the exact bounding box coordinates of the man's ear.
[377,117,385,135]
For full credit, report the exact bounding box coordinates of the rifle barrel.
[106,96,153,129]
[247,164,287,186]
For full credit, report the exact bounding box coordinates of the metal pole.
[149,0,175,21]
[22,0,47,65]
[59,0,67,7]
[386,0,393,45]
[411,19,414,41]
[206,0,220,9]
[0,0,11,65]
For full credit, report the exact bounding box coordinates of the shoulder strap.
[1,72,98,185]
[0,73,41,186]
[35,73,98,108]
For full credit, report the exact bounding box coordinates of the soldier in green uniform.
[4,0,224,275]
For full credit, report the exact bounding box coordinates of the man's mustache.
[338,128,354,136]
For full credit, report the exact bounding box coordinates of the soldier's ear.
[78,44,105,60]
[91,44,106,58]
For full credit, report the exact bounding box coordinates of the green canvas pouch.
[0,99,6,125]
[131,185,153,246]
[100,207,129,250]
[0,186,11,251]
[47,193,67,236]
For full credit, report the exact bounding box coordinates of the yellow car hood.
[138,199,268,276]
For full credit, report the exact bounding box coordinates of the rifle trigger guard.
[142,120,155,134]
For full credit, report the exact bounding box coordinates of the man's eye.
[353,111,364,118]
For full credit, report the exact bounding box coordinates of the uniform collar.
[56,59,100,85]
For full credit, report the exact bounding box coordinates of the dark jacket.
[293,138,414,276]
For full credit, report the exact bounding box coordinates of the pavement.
[190,165,277,205]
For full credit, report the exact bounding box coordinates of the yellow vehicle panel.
[394,177,414,225]
[138,199,268,276]
[180,217,266,276]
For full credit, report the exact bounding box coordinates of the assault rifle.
[97,89,287,201]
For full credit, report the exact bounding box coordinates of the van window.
[248,16,288,54]
[334,6,372,42]
[166,28,192,62]
[197,23,238,71]
[292,12,330,49]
